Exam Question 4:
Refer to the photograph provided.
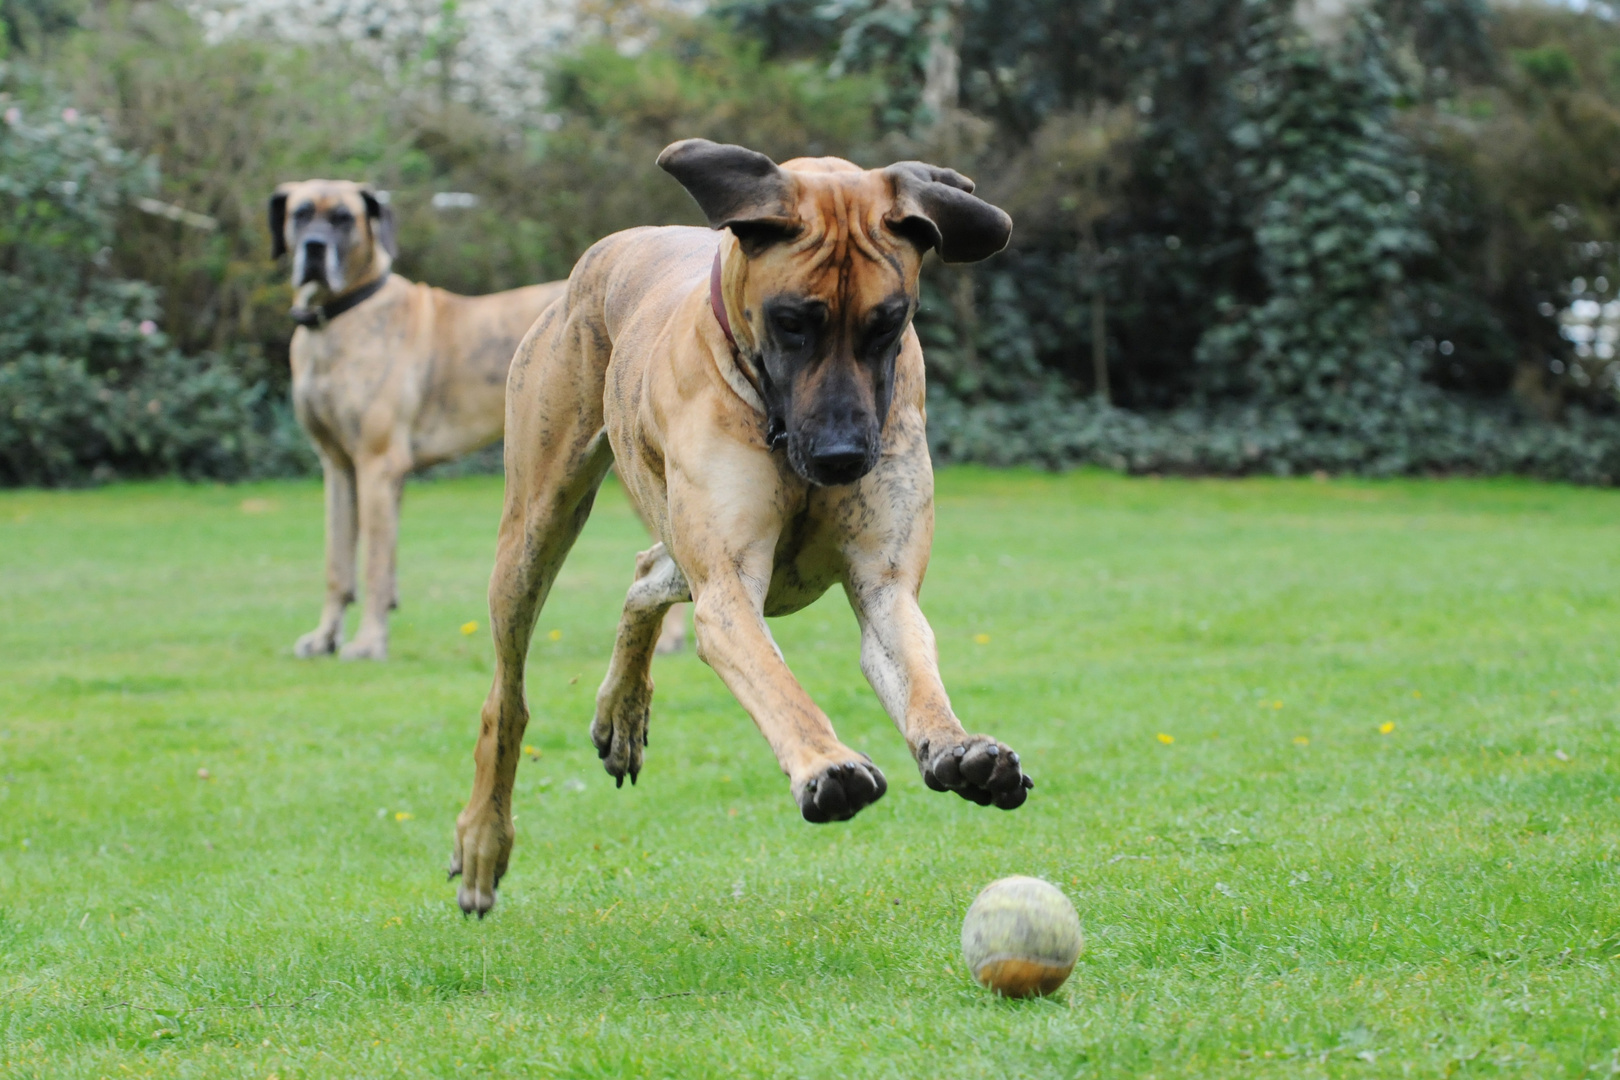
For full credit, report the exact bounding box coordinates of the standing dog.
[270,180,566,660]
[451,141,1031,916]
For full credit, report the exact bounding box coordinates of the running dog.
[450,141,1029,915]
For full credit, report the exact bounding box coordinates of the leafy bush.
[926,390,1620,484]
[0,90,308,485]
[735,0,1620,481]
[13,0,1620,487]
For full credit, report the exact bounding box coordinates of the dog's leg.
[295,452,357,657]
[341,444,411,661]
[592,544,691,785]
[846,571,1031,810]
[627,495,687,655]
[452,302,616,916]
[451,432,613,915]
[840,465,1032,811]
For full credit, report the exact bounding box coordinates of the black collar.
[289,273,390,328]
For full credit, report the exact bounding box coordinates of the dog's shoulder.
[574,226,716,282]
[568,226,717,326]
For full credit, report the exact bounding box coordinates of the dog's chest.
[291,353,358,445]
[290,329,410,447]
[762,503,844,617]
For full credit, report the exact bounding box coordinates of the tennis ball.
[961,876,1083,997]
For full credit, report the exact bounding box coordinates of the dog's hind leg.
[452,304,615,917]
[592,543,690,786]
[627,496,687,654]
[295,450,357,658]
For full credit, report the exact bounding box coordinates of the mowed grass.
[2,469,1618,1078]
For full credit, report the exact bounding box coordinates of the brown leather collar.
[709,247,735,350]
[710,246,787,449]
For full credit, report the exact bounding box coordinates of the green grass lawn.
[2,469,1618,1078]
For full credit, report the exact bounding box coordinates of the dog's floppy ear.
[268,183,294,259]
[884,162,1012,264]
[657,139,799,253]
[360,185,398,260]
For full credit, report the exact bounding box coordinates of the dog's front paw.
[294,626,340,658]
[339,633,387,661]
[591,672,651,787]
[918,734,1032,810]
[792,756,888,823]
[450,802,513,918]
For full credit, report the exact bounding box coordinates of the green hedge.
[0,87,309,486]
[9,1,1620,487]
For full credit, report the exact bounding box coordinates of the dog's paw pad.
[796,758,888,823]
[591,677,652,787]
[293,628,339,658]
[919,736,1030,811]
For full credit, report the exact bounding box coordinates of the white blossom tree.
[184,0,576,119]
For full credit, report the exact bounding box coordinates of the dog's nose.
[807,440,872,485]
[300,240,328,282]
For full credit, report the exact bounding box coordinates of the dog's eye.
[866,309,907,348]
[292,204,315,223]
[329,208,355,227]
[772,313,808,342]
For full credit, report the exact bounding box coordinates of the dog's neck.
[291,267,392,329]
[709,248,736,351]
[707,240,770,421]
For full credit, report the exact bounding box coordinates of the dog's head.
[659,139,1011,488]
[268,180,396,297]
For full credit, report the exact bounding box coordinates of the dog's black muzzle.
[789,418,881,487]
[298,239,329,286]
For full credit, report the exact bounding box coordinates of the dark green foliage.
[3,4,874,487]
[526,22,877,276]
[12,0,1620,485]
[927,394,1620,483]
[1515,44,1578,90]
[1193,12,1436,414]
[1,0,82,57]
[731,0,1620,480]
[0,94,308,485]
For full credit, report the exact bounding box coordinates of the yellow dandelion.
[1379,722,1395,734]
[1412,691,1422,699]
[524,745,540,758]
[1157,733,1174,745]
[1293,735,1310,746]
[394,812,413,822]
[460,621,478,635]
[1272,700,1284,709]
[548,628,562,641]
[973,633,991,645]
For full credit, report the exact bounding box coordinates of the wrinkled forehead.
[767,167,916,308]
